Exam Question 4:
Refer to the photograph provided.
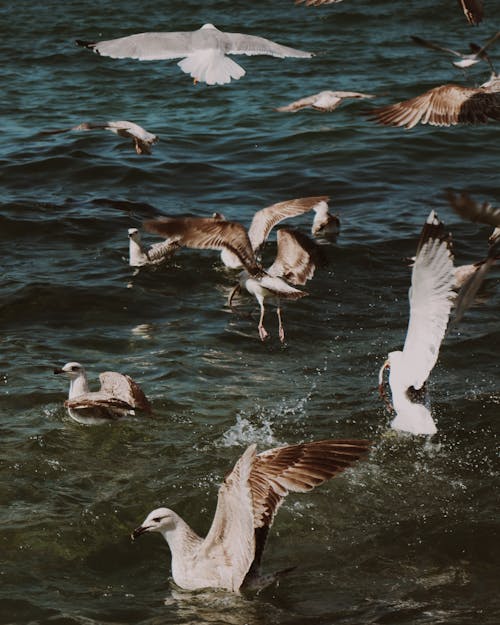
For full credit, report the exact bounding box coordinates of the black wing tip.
[75,39,96,50]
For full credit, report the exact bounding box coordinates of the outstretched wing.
[446,190,500,228]
[368,84,500,128]
[267,228,325,285]
[76,31,196,60]
[401,211,455,389]
[248,196,330,251]
[225,32,312,58]
[143,216,259,273]
[99,372,152,413]
[459,0,484,25]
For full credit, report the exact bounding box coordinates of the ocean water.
[1,1,499,624]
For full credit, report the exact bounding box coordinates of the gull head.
[201,23,217,31]
[132,507,176,540]
[128,228,140,241]
[54,361,85,379]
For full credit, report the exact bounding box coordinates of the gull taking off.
[143,216,324,342]
[54,362,152,424]
[132,438,370,592]
[76,24,313,86]
[446,190,500,324]
[128,228,178,267]
[215,196,331,268]
[368,73,500,128]
[378,211,455,436]
[275,90,375,113]
[42,121,158,155]
[410,32,500,71]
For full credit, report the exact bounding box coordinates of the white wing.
[225,32,313,58]
[401,211,455,389]
[80,31,197,60]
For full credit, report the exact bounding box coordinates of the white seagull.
[368,73,500,128]
[76,24,313,86]
[446,190,500,323]
[275,90,375,113]
[54,362,152,424]
[132,438,370,592]
[378,211,456,436]
[143,216,324,342]
[128,227,178,267]
[410,32,500,71]
[41,121,158,154]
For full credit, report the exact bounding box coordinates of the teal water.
[1,1,499,624]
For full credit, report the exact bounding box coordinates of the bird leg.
[258,302,269,341]
[276,305,285,343]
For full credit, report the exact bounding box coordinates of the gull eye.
[153,517,163,522]
[71,366,79,371]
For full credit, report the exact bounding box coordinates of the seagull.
[143,217,324,342]
[41,121,158,154]
[131,438,371,593]
[294,0,484,26]
[275,90,375,113]
[446,190,500,323]
[410,32,500,71]
[378,211,456,436]
[54,362,152,424]
[128,228,178,267]
[368,73,500,128]
[76,24,313,86]
[214,196,331,268]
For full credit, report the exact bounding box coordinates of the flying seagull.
[368,73,500,128]
[410,32,499,71]
[76,24,313,86]
[378,211,455,436]
[54,362,152,424]
[446,190,500,323]
[294,0,484,25]
[41,121,158,155]
[214,196,331,268]
[128,227,178,267]
[275,90,375,113]
[143,216,324,342]
[132,438,370,592]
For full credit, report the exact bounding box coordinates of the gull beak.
[131,525,148,541]
[53,368,64,375]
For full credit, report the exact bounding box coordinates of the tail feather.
[178,50,245,85]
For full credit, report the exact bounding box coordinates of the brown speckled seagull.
[144,215,324,342]
[54,362,152,424]
[132,438,371,592]
[368,73,500,129]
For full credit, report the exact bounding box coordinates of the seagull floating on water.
[378,211,456,436]
[368,72,500,128]
[128,227,178,267]
[42,121,158,154]
[144,216,324,342]
[76,24,313,86]
[446,190,500,323]
[54,362,152,424]
[410,32,500,71]
[275,90,375,113]
[132,438,370,592]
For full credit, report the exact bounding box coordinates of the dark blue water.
[1,1,499,624]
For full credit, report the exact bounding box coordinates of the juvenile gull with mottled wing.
[276,90,375,113]
[132,438,370,592]
[54,362,152,424]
